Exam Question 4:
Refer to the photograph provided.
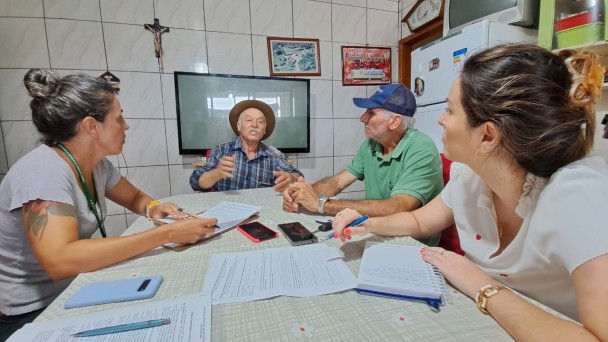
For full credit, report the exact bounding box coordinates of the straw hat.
[228,99,276,140]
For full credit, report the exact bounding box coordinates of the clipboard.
[165,214,259,252]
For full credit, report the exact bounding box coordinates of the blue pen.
[321,215,369,241]
[72,318,171,337]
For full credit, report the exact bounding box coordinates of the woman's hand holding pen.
[332,209,372,242]
[163,217,218,245]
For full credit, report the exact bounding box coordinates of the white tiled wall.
[0,0,401,233]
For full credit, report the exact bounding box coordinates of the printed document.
[203,245,357,304]
[7,293,211,342]
[157,201,260,247]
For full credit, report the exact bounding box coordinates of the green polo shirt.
[345,128,443,246]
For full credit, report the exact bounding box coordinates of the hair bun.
[23,68,61,99]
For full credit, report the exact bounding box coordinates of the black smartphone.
[237,222,278,243]
[277,222,318,246]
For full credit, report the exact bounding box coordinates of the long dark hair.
[460,44,597,178]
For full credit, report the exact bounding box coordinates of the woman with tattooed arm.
[0,69,217,338]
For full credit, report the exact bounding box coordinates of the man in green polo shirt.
[282,83,443,246]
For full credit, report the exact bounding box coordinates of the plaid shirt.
[190,137,303,192]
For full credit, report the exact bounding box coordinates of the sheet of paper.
[7,293,211,342]
[157,201,261,247]
[202,245,357,304]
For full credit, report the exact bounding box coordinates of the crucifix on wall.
[144,18,169,72]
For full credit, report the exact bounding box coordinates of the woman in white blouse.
[332,44,608,341]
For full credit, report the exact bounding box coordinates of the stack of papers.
[156,201,261,247]
[7,294,211,342]
[203,245,357,304]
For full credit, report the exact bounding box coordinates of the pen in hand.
[321,215,369,241]
[178,208,220,229]
[178,207,200,219]
[72,318,171,337]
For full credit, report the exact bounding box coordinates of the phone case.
[237,222,278,243]
[64,276,163,309]
[277,222,318,246]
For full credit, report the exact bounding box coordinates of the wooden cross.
[144,18,169,72]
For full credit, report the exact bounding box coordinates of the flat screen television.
[443,0,539,36]
[174,72,310,155]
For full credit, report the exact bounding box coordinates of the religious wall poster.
[341,46,391,86]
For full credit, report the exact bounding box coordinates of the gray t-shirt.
[0,144,121,315]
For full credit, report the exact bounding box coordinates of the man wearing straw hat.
[190,99,303,192]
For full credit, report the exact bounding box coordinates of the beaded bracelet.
[475,285,502,315]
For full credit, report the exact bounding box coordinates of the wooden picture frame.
[341,46,392,86]
[402,0,445,33]
[267,37,321,76]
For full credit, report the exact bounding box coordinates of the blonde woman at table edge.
[0,69,217,336]
[332,44,608,341]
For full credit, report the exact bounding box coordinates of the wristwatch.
[317,195,329,214]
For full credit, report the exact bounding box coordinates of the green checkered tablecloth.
[36,188,513,341]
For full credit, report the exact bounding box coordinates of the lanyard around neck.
[56,144,107,238]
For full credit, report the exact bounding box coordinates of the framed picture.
[341,46,391,86]
[267,37,321,76]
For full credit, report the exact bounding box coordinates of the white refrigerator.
[411,20,537,150]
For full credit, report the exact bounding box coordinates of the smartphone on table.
[64,276,163,309]
[277,222,318,246]
[237,222,279,243]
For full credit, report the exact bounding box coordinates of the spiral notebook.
[355,242,447,311]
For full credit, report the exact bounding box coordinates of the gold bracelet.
[475,285,502,315]
[145,200,160,219]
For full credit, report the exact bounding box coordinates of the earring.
[475,146,492,159]
[475,149,483,159]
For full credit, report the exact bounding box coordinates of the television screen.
[174,72,310,155]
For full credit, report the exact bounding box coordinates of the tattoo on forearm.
[24,201,76,239]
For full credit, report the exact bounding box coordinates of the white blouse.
[441,156,608,321]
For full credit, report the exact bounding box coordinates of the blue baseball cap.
[352,83,417,117]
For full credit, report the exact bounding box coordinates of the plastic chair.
[438,154,465,255]
[200,150,216,192]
